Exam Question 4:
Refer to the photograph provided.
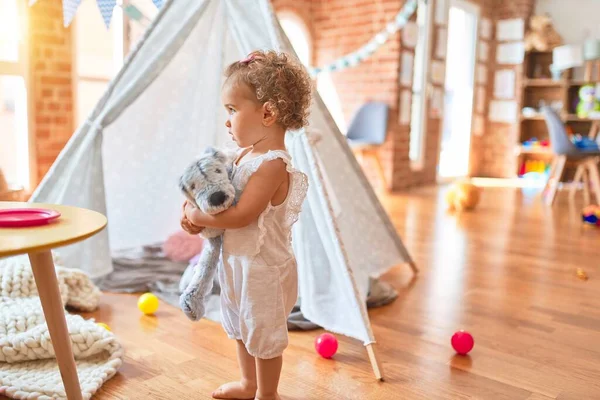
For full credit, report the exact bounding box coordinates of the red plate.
[0,208,61,228]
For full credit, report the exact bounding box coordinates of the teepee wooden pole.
[301,133,385,381]
[366,343,384,381]
[408,260,419,274]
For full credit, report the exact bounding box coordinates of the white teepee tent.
[29,0,417,378]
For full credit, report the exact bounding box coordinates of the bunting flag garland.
[29,0,166,28]
[28,0,419,76]
[151,0,164,9]
[62,0,83,27]
[307,0,419,76]
[96,0,117,28]
[123,4,144,21]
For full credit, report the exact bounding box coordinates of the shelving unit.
[516,50,598,178]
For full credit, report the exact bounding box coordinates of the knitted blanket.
[0,254,123,400]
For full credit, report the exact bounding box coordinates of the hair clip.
[239,54,256,65]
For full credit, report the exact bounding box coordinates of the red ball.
[451,330,474,355]
[315,333,338,358]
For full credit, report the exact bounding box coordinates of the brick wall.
[28,0,74,184]
[273,0,407,190]
[313,0,404,190]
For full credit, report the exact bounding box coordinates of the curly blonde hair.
[224,50,313,131]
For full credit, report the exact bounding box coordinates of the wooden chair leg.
[585,158,600,204]
[545,155,567,206]
[583,167,591,205]
[369,150,387,188]
[543,158,558,195]
[570,164,585,201]
[28,251,83,400]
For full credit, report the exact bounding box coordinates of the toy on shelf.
[582,205,600,226]
[524,15,563,52]
[576,85,600,118]
[520,160,550,176]
[521,138,550,148]
[571,134,599,150]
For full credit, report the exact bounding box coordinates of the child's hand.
[181,201,204,235]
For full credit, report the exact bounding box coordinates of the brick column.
[28,0,74,184]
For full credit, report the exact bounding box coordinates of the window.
[278,12,311,67]
[0,0,30,190]
[73,0,125,126]
[73,0,159,127]
[409,0,433,166]
[279,12,347,133]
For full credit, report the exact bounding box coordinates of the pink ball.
[315,333,338,358]
[451,330,474,355]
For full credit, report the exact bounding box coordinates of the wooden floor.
[10,184,600,399]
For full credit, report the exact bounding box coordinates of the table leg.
[28,251,83,400]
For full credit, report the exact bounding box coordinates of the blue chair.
[346,102,389,185]
[541,106,600,205]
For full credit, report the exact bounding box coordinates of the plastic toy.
[138,292,159,315]
[576,268,588,281]
[445,180,481,212]
[581,205,600,226]
[451,330,474,355]
[315,333,338,359]
[576,85,600,118]
[521,138,550,148]
[572,135,599,151]
[96,322,111,331]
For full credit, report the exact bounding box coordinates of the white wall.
[535,0,600,45]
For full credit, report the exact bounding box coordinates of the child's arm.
[185,159,287,229]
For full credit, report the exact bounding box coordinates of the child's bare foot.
[212,381,257,399]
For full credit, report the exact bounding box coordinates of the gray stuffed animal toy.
[178,147,236,321]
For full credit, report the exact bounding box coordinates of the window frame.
[409,0,434,170]
[0,0,34,190]
[71,3,127,128]
[277,10,313,67]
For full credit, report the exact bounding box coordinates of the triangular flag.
[96,0,117,28]
[152,0,164,9]
[62,0,83,27]
[123,4,144,21]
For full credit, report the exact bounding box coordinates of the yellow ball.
[138,292,159,315]
[97,322,111,331]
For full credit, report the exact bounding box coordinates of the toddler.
[180,50,313,400]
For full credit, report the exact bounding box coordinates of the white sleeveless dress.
[219,149,308,359]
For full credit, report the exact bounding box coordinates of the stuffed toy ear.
[203,146,235,165]
[222,149,238,166]
[203,146,218,156]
